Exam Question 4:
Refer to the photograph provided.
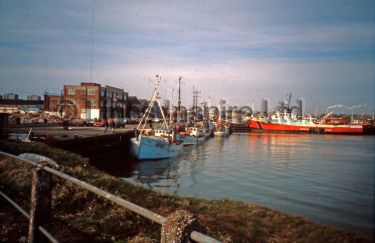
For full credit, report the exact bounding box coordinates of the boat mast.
[192,86,200,126]
[138,88,157,132]
[218,101,221,121]
[137,75,169,132]
[169,88,174,125]
[177,76,182,122]
[154,75,169,129]
[192,86,194,125]
[208,96,211,120]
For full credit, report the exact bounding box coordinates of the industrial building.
[64,82,128,119]
[3,93,19,100]
[44,82,129,120]
[27,95,42,101]
[261,99,269,115]
[296,98,304,116]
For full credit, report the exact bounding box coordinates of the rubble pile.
[8,111,62,124]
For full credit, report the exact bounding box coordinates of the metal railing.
[0,191,58,243]
[0,150,220,243]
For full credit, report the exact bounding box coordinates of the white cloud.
[0,0,374,113]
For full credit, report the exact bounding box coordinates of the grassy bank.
[0,141,371,242]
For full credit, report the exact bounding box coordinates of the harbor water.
[93,132,375,238]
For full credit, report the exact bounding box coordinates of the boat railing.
[0,150,221,243]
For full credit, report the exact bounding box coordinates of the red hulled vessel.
[248,111,371,134]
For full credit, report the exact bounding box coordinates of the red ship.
[248,111,372,134]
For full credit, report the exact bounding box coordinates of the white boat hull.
[214,130,230,137]
[130,136,183,160]
[177,135,205,146]
[204,126,215,138]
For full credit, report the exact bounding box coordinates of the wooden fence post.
[161,210,203,243]
[28,161,53,243]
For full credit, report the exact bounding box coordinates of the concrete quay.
[9,125,137,156]
[9,125,136,140]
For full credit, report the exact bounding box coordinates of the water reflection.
[90,149,136,177]
[92,133,375,238]
[131,158,181,194]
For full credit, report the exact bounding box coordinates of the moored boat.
[177,133,205,146]
[248,111,366,134]
[214,120,230,137]
[130,132,183,160]
[130,75,183,160]
[177,126,206,146]
[203,121,215,138]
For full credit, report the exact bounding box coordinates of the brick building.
[102,85,128,119]
[44,94,63,113]
[61,82,128,119]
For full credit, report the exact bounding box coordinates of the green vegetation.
[0,141,371,242]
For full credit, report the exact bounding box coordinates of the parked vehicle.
[114,118,126,128]
[69,118,87,126]
[126,118,138,124]
[107,118,115,127]
[94,119,107,127]
[85,119,95,126]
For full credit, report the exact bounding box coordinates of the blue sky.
[0,0,374,113]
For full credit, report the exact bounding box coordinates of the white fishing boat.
[188,127,205,137]
[130,75,183,160]
[177,127,206,146]
[202,121,215,138]
[177,134,205,146]
[214,103,230,137]
[214,125,230,137]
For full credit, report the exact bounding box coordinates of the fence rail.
[0,150,221,243]
[0,191,58,243]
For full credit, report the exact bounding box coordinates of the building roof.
[81,82,101,86]
[128,96,138,102]
[138,99,149,106]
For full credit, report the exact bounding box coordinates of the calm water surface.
[95,132,375,237]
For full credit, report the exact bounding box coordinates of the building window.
[79,90,85,99]
[88,89,95,95]
[68,89,75,95]
[87,100,96,107]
